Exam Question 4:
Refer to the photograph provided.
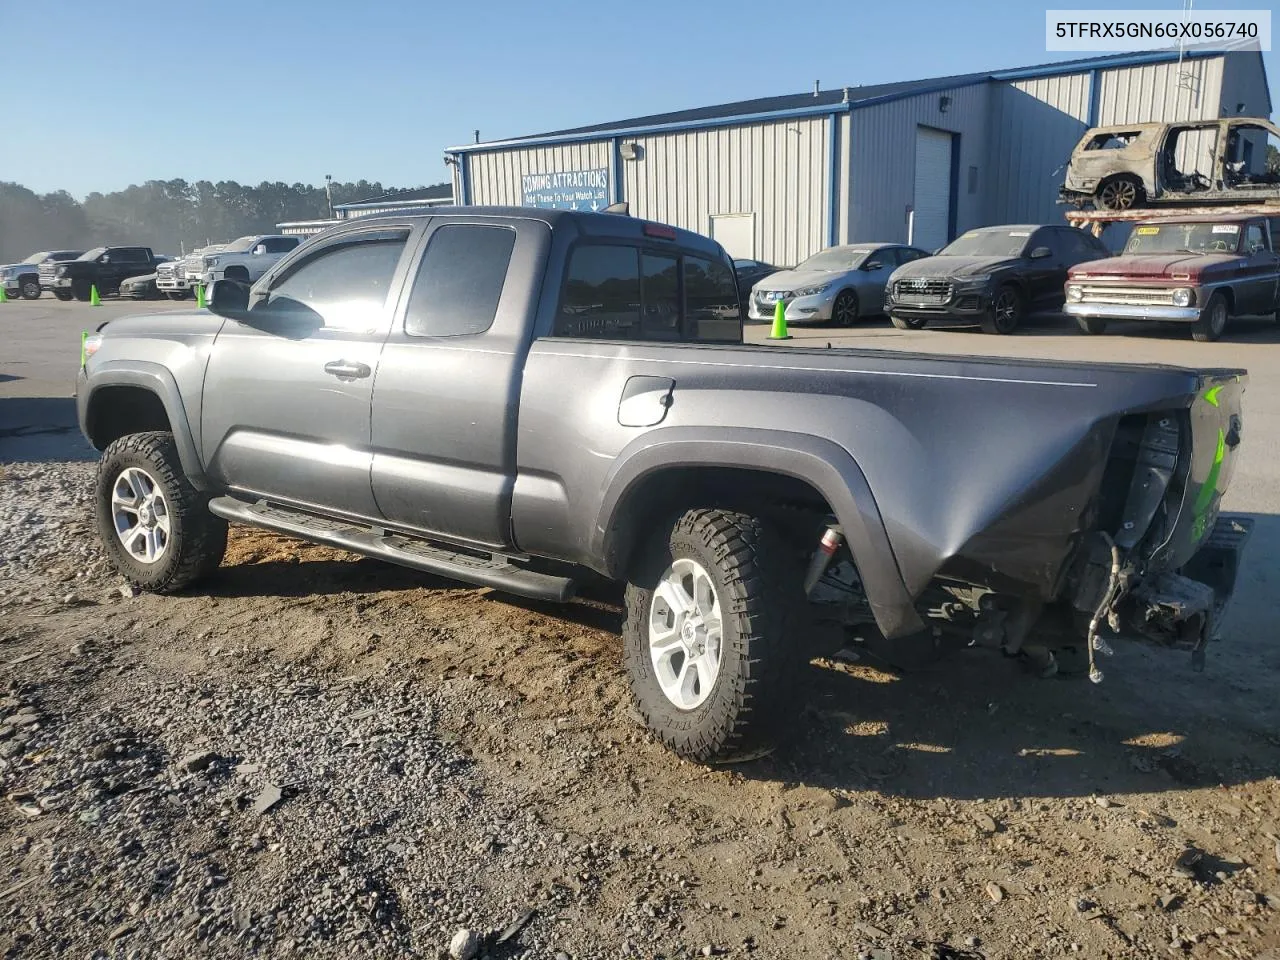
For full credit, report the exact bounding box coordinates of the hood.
[1069,252,1241,281]
[892,255,1020,279]
[99,311,226,339]
[754,267,853,291]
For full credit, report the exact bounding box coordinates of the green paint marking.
[1192,427,1226,529]
[1203,385,1223,407]
[79,331,87,368]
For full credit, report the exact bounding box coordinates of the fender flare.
[80,360,208,489]
[593,427,924,639]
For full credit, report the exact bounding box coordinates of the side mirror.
[207,278,252,320]
[1030,246,1052,259]
[863,260,883,271]
[99,255,110,264]
[253,244,267,255]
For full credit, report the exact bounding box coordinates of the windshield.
[77,248,107,261]
[938,230,1031,258]
[1124,222,1243,255]
[796,247,868,272]
[22,252,48,264]
[222,236,259,254]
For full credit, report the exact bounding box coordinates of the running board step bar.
[207,497,575,602]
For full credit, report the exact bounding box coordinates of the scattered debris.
[985,881,1006,903]
[449,927,481,960]
[251,784,283,815]
[176,750,220,773]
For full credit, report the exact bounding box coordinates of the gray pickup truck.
[77,207,1253,763]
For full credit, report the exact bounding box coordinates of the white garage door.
[912,127,953,253]
[710,213,755,260]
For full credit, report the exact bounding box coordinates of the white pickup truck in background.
[201,235,300,286]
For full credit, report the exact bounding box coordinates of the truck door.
[369,216,548,550]
[1239,220,1280,315]
[100,248,148,292]
[201,226,416,519]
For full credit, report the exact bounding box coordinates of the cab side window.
[1244,222,1268,254]
[266,233,408,331]
[404,224,516,337]
[684,256,741,342]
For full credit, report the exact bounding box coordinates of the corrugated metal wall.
[846,83,988,245]
[1218,51,1273,176]
[1096,56,1224,124]
[986,73,1091,224]
[465,141,613,206]
[621,117,830,266]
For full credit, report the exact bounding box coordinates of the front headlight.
[793,283,832,298]
[1066,284,1084,302]
[957,274,992,288]
[205,256,219,268]
[56,265,68,277]
[1172,287,1194,307]
[83,334,104,359]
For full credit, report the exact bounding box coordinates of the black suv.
[41,246,159,301]
[885,224,1110,334]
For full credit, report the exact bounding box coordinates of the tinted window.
[261,237,299,254]
[267,234,407,332]
[1269,218,1280,251]
[685,256,741,342]
[876,248,902,268]
[556,245,641,338]
[404,224,515,337]
[899,248,928,263]
[113,248,148,263]
[1244,222,1268,254]
[641,253,680,340]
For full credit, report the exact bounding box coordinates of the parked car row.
[747,212,1280,343]
[1,234,303,302]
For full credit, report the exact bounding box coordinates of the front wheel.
[831,290,859,327]
[166,291,190,301]
[95,432,228,593]
[1191,292,1229,343]
[980,285,1024,334]
[889,313,927,330]
[1075,315,1107,335]
[20,279,40,300]
[72,281,91,302]
[623,508,802,764]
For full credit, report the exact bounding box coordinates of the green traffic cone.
[195,284,206,309]
[0,285,8,303]
[768,299,791,340]
[90,285,102,306]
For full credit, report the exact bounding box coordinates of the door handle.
[323,360,371,380]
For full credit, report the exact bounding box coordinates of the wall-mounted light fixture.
[619,142,643,161]
[939,95,952,113]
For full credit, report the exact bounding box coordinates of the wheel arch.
[81,363,208,488]
[593,428,923,638]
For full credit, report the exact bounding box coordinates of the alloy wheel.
[111,467,171,564]
[648,558,724,710]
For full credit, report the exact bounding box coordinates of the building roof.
[336,184,453,209]
[449,47,1257,153]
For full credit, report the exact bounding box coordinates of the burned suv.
[1060,117,1280,211]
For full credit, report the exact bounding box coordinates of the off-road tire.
[980,284,1024,334]
[72,280,92,302]
[623,508,804,764]
[1076,315,1107,335]
[1191,292,1229,343]
[19,278,40,300]
[95,431,227,593]
[889,313,927,330]
[53,291,73,301]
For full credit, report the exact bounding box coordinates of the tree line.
[0,179,449,263]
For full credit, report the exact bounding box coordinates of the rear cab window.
[555,242,742,343]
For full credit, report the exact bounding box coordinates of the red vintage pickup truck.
[1064,212,1280,341]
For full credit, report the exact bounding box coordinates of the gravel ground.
[2,459,1279,959]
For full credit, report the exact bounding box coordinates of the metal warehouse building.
[446,49,1270,263]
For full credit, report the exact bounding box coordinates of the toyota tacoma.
[77,207,1254,763]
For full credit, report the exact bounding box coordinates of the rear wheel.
[1096,175,1144,211]
[980,285,1024,334]
[831,290,859,327]
[166,291,190,301]
[95,432,227,593]
[890,314,927,330]
[53,291,73,302]
[1191,292,1229,343]
[623,508,803,764]
[1075,316,1107,335]
[19,278,40,300]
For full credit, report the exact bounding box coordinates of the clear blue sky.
[3,0,1275,198]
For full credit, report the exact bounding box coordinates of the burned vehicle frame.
[1060,116,1280,211]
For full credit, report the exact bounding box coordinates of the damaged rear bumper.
[1126,513,1253,668]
